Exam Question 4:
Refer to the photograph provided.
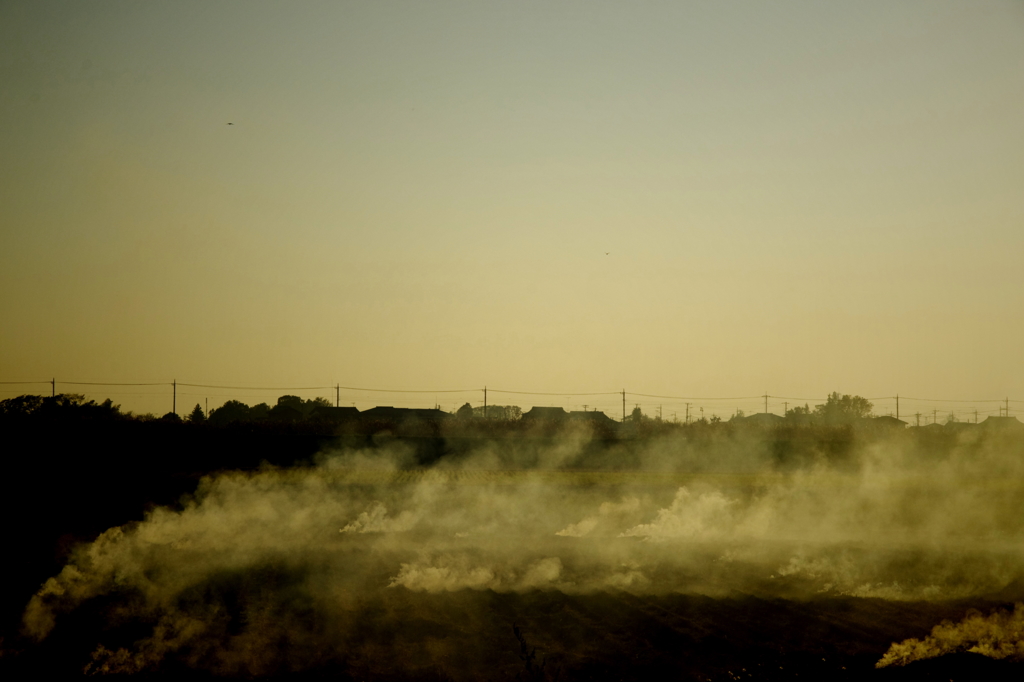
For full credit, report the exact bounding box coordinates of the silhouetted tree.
[814,392,872,423]
[457,402,474,419]
[472,405,522,420]
[786,403,811,418]
[0,394,43,418]
[250,402,270,420]
[269,395,330,421]
[187,404,206,423]
[208,400,251,424]
[0,393,122,422]
[270,395,304,421]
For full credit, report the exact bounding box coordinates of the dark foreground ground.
[4,587,1023,681]
[3,418,1024,680]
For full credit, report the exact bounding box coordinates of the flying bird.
[227,122,233,125]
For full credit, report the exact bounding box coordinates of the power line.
[4,376,1019,403]
[489,389,620,396]
[630,393,762,401]
[177,383,333,391]
[62,381,169,387]
[335,385,476,394]
[895,396,1020,403]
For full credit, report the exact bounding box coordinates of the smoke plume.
[21,425,1024,675]
[877,603,1024,667]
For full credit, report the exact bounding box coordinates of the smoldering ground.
[15,424,1024,679]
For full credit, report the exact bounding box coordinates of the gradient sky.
[2,1,1023,418]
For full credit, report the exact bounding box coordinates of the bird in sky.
[227,122,233,125]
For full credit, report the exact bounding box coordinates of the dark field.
[4,416,1024,680]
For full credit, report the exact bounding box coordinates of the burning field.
[6,424,1024,680]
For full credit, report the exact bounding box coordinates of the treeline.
[3,392,1019,441]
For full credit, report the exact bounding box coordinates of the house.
[979,416,1024,431]
[867,415,908,429]
[568,410,619,427]
[733,413,786,428]
[521,406,569,422]
[308,406,359,423]
[358,406,452,424]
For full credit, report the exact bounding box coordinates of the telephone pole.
[896,394,899,421]
[764,393,768,414]
[51,377,55,397]
[336,384,340,407]
[622,390,626,422]
[685,403,690,424]
[173,379,177,415]
[915,412,920,427]
[483,386,487,419]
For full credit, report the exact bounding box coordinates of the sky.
[1,1,1023,419]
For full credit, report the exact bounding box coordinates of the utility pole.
[583,404,588,412]
[336,384,340,407]
[51,377,55,397]
[657,405,662,421]
[764,393,768,414]
[205,397,208,418]
[1007,397,1010,417]
[686,403,691,424]
[173,379,177,415]
[783,401,788,416]
[896,394,899,421]
[622,390,626,422]
[483,386,487,419]
[915,412,920,427]
[933,409,937,425]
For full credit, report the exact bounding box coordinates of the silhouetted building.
[979,416,1024,431]
[568,410,618,427]
[864,416,908,430]
[308,406,359,423]
[734,413,786,428]
[358,406,452,424]
[521,406,569,422]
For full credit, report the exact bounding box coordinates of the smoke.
[877,603,1024,667]
[21,425,1024,675]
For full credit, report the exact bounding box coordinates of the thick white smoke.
[877,603,1024,667]
[21,427,1024,675]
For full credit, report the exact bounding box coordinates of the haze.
[2,1,1023,416]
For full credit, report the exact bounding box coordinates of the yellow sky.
[2,1,1023,418]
